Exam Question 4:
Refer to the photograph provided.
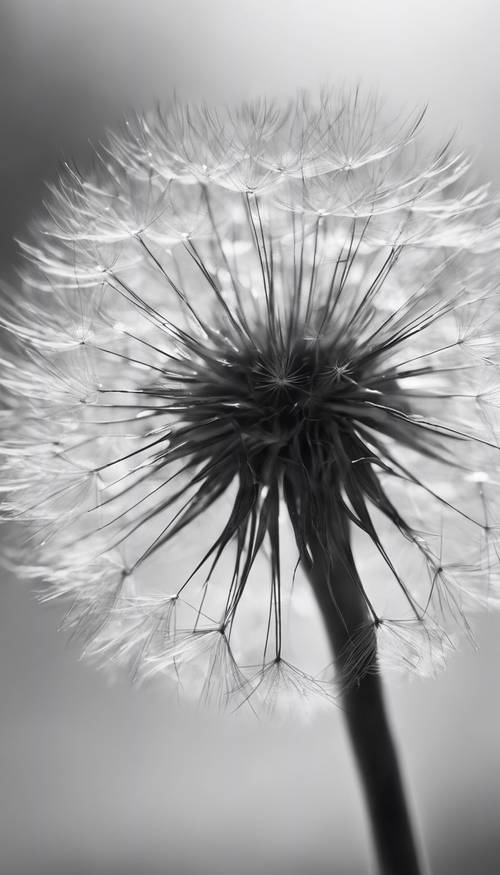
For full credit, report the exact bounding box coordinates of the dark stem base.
[304,528,425,875]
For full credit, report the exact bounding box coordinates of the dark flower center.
[178,327,386,483]
[237,341,356,442]
[153,318,415,564]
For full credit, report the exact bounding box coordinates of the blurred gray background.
[1,1,499,873]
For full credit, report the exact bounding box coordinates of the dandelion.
[2,89,500,874]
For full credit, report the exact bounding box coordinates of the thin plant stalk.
[304,520,424,875]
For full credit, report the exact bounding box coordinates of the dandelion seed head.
[2,90,500,715]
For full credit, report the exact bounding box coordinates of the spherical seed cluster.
[2,91,500,712]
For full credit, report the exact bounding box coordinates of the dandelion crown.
[2,91,500,712]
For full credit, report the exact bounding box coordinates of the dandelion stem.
[304,526,425,875]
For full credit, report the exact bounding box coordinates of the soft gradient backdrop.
[1,2,499,873]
